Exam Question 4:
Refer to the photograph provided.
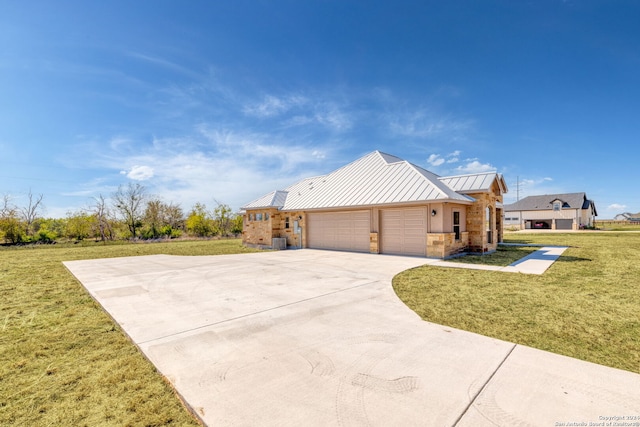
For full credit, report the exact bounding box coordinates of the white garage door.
[381,208,427,256]
[307,211,371,252]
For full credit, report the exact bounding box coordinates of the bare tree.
[92,194,113,241]
[112,183,146,239]
[19,190,44,237]
[1,194,13,217]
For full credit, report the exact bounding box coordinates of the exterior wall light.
[431,209,437,216]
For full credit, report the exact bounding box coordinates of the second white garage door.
[307,211,371,252]
[380,208,427,256]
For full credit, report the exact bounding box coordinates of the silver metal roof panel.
[243,151,479,211]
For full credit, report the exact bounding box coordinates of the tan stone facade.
[243,210,307,249]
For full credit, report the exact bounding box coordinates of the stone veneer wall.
[427,232,469,258]
[369,232,379,254]
[242,210,306,249]
[465,188,503,253]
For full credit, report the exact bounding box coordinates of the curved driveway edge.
[64,250,640,426]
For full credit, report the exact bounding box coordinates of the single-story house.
[241,151,507,258]
[503,192,597,230]
[614,212,640,222]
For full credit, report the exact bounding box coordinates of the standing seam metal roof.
[439,172,507,194]
[242,151,488,211]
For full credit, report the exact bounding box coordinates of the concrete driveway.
[64,250,640,426]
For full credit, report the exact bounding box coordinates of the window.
[249,213,254,221]
[256,213,263,221]
[553,201,561,211]
[486,207,493,244]
[264,213,269,221]
[285,217,290,229]
[453,211,460,241]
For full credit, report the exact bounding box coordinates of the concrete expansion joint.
[138,279,381,345]
[452,343,518,427]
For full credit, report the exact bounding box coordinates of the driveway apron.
[64,250,640,426]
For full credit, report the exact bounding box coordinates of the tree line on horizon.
[0,183,243,244]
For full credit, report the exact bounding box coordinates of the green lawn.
[0,239,257,426]
[393,232,640,374]
[446,244,539,266]
[3,234,639,425]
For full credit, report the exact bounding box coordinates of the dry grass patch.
[0,239,257,426]
[393,232,640,374]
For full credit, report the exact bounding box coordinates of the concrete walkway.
[428,246,569,274]
[64,250,640,427]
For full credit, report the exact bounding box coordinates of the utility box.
[271,238,287,250]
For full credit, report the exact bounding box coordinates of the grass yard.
[0,239,257,426]
[446,244,539,266]
[393,232,640,374]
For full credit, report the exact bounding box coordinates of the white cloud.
[428,150,464,168]
[446,150,461,163]
[427,154,445,166]
[456,160,496,174]
[121,165,155,181]
[607,203,627,211]
[311,150,326,160]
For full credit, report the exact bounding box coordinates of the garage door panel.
[381,208,427,256]
[308,211,370,253]
[556,219,573,230]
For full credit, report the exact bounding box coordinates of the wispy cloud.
[243,93,352,132]
[502,176,563,204]
[242,94,307,118]
[76,125,336,211]
[427,154,445,167]
[607,203,627,211]
[456,160,496,174]
[387,109,473,141]
[125,51,202,80]
[64,74,488,212]
[427,150,464,168]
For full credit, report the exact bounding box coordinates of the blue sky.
[1,1,639,218]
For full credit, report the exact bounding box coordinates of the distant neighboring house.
[503,193,597,230]
[614,212,640,221]
[241,151,508,258]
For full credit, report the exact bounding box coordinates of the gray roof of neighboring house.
[242,151,506,211]
[503,192,598,215]
[616,212,640,220]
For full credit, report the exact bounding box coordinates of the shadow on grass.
[555,255,592,263]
